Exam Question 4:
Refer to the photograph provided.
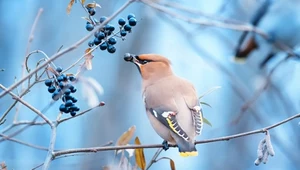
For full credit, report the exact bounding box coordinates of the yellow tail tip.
[179,151,198,157]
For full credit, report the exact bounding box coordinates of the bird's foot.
[162,140,169,151]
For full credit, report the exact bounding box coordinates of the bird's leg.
[162,140,169,151]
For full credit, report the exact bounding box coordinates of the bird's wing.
[178,78,204,136]
[147,107,190,141]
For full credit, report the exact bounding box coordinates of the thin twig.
[53,113,300,157]
[0,134,49,151]
[146,148,163,170]
[0,85,52,125]
[0,0,136,98]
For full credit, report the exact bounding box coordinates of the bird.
[124,53,203,157]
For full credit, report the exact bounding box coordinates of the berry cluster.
[84,6,137,54]
[44,67,80,117]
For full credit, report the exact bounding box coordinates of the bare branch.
[53,113,300,157]
[0,85,52,126]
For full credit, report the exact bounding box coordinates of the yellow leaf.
[86,2,101,8]
[66,0,75,15]
[81,0,86,4]
[169,159,176,170]
[135,137,146,170]
[116,126,136,146]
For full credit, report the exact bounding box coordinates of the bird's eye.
[140,60,148,64]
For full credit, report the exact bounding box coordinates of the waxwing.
[124,53,203,157]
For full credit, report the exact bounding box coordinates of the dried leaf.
[169,159,176,170]
[81,0,86,4]
[262,145,269,164]
[203,117,212,127]
[134,137,146,170]
[86,2,101,8]
[84,48,94,70]
[66,0,75,15]
[81,16,92,23]
[116,126,136,146]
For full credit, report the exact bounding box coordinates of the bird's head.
[124,53,173,82]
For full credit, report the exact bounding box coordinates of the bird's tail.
[178,141,198,157]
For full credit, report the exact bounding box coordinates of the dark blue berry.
[107,45,116,53]
[65,107,70,113]
[105,30,112,36]
[88,40,94,47]
[57,76,63,82]
[118,18,126,26]
[108,37,117,45]
[105,24,113,31]
[120,30,127,36]
[62,95,72,102]
[56,67,63,73]
[99,42,108,50]
[124,24,132,32]
[70,105,79,111]
[70,111,76,116]
[100,16,107,23]
[59,82,64,89]
[45,79,52,86]
[59,104,67,112]
[87,7,96,16]
[64,89,71,95]
[68,85,75,90]
[62,74,68,81]
[52,91,60,101]
[94,38,101,45]
[86,23,94,31]
[48,86,56,93]
[70,88,77,93]
[71,97,78,103]
[127,13,135,20]
[69,76,76,82]
[65,100,73,107]
[109,26,115,32]
[128,18,137,26]
[96,32,106,39]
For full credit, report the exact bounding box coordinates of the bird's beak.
[124,53,139,65]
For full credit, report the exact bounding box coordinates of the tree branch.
[53,113,300,157]
[0,85,52,126]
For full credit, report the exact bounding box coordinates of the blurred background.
[0,0,299,169]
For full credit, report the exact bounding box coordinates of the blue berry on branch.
[56,66,63,73]
[120,30,127,36]
[88,40,94,47]
[118,18,126,26]
[48,86,56,93]
[124,24,132,32]
[108,37,117,45]
[127,13,135,20]
[107,45,116,53]
[86,23,94,31]
[45,79,53,87]
[128,18,137,26]
[87,7,96,16]
[99,16,107,23]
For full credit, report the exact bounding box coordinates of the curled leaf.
[86,2,101,8]
[116,126,136,146]
[66,0,75,14]
[203,117,212,127]
[169,159,176,170]
[265,131,275,156]
[135,137,146,170]
[81,0,86,4]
